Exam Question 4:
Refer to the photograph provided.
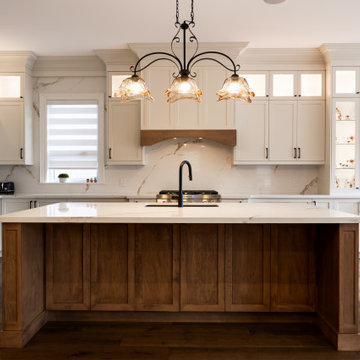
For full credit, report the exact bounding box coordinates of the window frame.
[39,93,105,184]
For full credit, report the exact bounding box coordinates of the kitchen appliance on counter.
[156,190,221,203]
[0,182,15,195]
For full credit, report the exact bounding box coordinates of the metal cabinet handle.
[265,147,269,159]
[29,200,33,209]
[109,148,112,159]
[20,148,24,159]
[34,200,38,208]
[298,147,301,159]
[294,147,297,159]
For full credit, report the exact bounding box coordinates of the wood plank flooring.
[0,322,360,359]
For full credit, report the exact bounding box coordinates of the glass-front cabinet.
[239,71,324,101]
[0,74,23,99]
[333,67,360,97]
[333,99,359,191]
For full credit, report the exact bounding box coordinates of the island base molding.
[1,222,358,350]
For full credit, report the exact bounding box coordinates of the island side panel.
[317,223,359,351]
[225,224,271,312]
[1,223,46,347]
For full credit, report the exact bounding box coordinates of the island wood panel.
[133,224,180,311]
[2,223,47,347]
[180,224,225,311]
[46,224,90,310]
[270,224,316,312]
[225,224,270,312]
[90,224,135,310]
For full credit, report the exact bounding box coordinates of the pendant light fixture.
[118,0,254,104]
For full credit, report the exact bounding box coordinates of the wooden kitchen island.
[0,202,359,350]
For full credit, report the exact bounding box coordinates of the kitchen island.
[0,202,359,350]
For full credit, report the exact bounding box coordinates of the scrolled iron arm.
[187,51,240,74]
[189,57,238,75]
[132,52,183,75]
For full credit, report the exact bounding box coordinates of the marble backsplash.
[0,76,321,197]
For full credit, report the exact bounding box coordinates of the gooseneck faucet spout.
[178,160,193,207]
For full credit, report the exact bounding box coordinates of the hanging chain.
[190,0,194,22]
[175,0,195,24]
[175,0,179,24]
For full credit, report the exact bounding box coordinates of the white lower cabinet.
[234,100,325,165]
[107,101,144,165]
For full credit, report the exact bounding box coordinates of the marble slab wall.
[0,76,321,196]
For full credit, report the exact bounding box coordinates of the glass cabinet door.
[299,71,324,99]
[239,72,268,99]
[270,72,297,99]
[108,73,132,99]
[333,68,360,97]
[334,100,358,190]
[0,75,22,99]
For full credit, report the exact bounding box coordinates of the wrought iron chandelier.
[118,0,254,104]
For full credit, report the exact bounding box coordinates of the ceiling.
[1,0,360,56]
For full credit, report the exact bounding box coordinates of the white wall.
[0,76,321,196]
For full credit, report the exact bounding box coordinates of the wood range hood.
[140,129,237,147]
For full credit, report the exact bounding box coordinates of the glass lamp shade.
[117,75,154,103]
[165,75,202,103]
[216,75,255,103]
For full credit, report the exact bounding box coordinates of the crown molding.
[239,48,325,70]
[0,51,37,73]
[32,56,105,77]
[320,43,360,66]
[95,49,138,72]
[128,42,249,65]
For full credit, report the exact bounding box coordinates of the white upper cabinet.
[106,72,145,165]
[270,71,297,99]
[298,71,325,100]
[333,67,360,97]
[143,66,176,129]
[239,71,269,100]
[108,72,131,99]
[0,74,23,99]
[107,101,144,165]
[234,101,268,163]
[0,102,25,164]
[268,101,296,161]
[142,65,235,130]
[296,101,325,162]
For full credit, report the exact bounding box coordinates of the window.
[40,94,104,183]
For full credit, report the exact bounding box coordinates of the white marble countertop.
[0,202,358,224]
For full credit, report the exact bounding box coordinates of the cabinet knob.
[266,95,269,98]
[298,94,302,97]
[294,95,297,97]
[357,92,360,95]
[108,95,112,98]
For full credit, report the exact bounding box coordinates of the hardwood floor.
[0,322,359,359]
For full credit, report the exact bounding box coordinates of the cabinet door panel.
[270,72,297,99]
[0,102,23,163]
[202,67,233,129]
[91,224,134,310]
[46,224,90,310]
[333,67,360,97]
[107,101,144,165]
[297,101,325,162]
[270,224,316,312]
[143,67,176,129]
[269,101,296,161]
[180,224,224,311]
[234,101,268,162]
[134,224,179,311]
[225,225,270,312]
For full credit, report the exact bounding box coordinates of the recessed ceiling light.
[264,0,286,4]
